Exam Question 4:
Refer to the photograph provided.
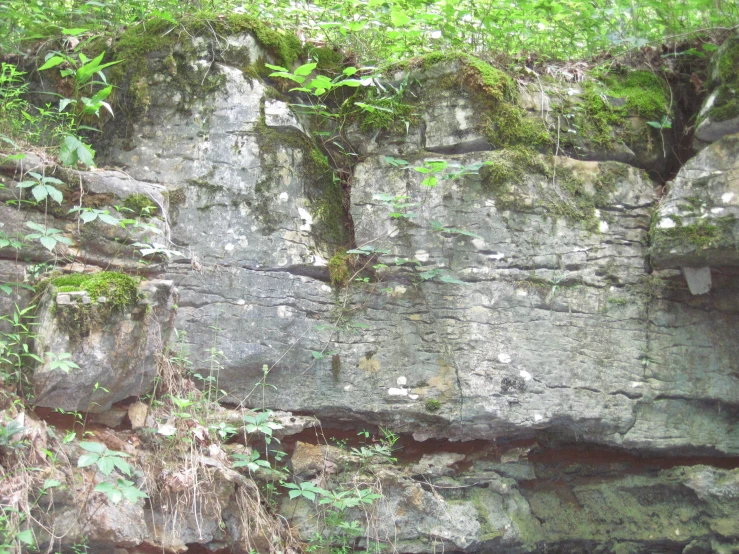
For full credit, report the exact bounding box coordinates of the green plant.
[24,221,73,252]
[242,410,283,445]
[232,450,272,473]
[77,441,132,476]
[45,352,80,373]
[15,171,64,205]
[425,398,441,412]
[93,479,148,504]
[0,303,41,391]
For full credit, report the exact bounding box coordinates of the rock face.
[2,22,739,554]
[651,133,739,269]
[32,278,174,413]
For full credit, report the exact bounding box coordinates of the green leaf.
[39,236,57,251]
[79,441,107,454]
[294,62,317,76]
[43,478,62,490]
[62,28,88,36]
[264,63,288,72]
[97,456,115,476]
[77,453,99,468]
[390,9,411,26]
[39,56,65,71]
[15,528,34,546]
[113,457,132,476]
[94,481,122,503]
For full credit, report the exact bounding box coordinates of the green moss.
[481,150,624,231]
[310,47,344,73]
[253,121,349,247]
[105,13,300,115]
[481,101,551,149]
[479,147,550,210]
[50,272,140,341]
[328,251,352,287]
[602,70,670,121]
[651,215,737,253]
[424,399,441,413]
[470,491,502,541]
[123,193,159,217]
[51,272,139,310]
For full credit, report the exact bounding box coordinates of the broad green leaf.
[16,529,34,546]
[77,453,99,468]
[97,456,115,476]
[80,441,107,454]
[39,56,65,71]
[39,236,58,251]
[293,62,317,76]
[62,28,88,36]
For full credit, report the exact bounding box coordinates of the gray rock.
[651,133,739,268]
[682,266,712,295]
[264,99,306,134]
[32,279,174,413]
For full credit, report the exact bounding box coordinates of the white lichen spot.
[471,238,486,250]
[599,220,609,233]
[711,207,725,214]
[297,207,313,231]
[279,192,289,202]
[344,385,353,392]
[224,243,235,252]
[498,353,512,364]
[631,381,642,388]
[409,394,419,400]
[236,299,246,306]
[321,284,332,293]
[658,218,677,229]
[276,305,292,319]
[519,370,532,381]
[488,252,505,261]
[722,192,735,203]
[516,289,528,296]
[397,376,407,386]
[390,285,407,297]
[534,414,543,422]
[415,250,430,262]
[313,254,328,267]
[388,388,408,396]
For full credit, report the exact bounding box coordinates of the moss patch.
[651,215,737,255]
[480,150,623,231]
[52,272,139,310]
[104,13,301,115]
[123,193,160,217]
[601,70,670,121]
[328,251,352,287]
[50,272,140,341]
[424,398,441,413]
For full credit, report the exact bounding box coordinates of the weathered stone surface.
[651,133,739,268]
[2,24,738,554]
[32,279,174,413]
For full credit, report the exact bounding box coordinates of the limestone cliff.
[1,20,739,554]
